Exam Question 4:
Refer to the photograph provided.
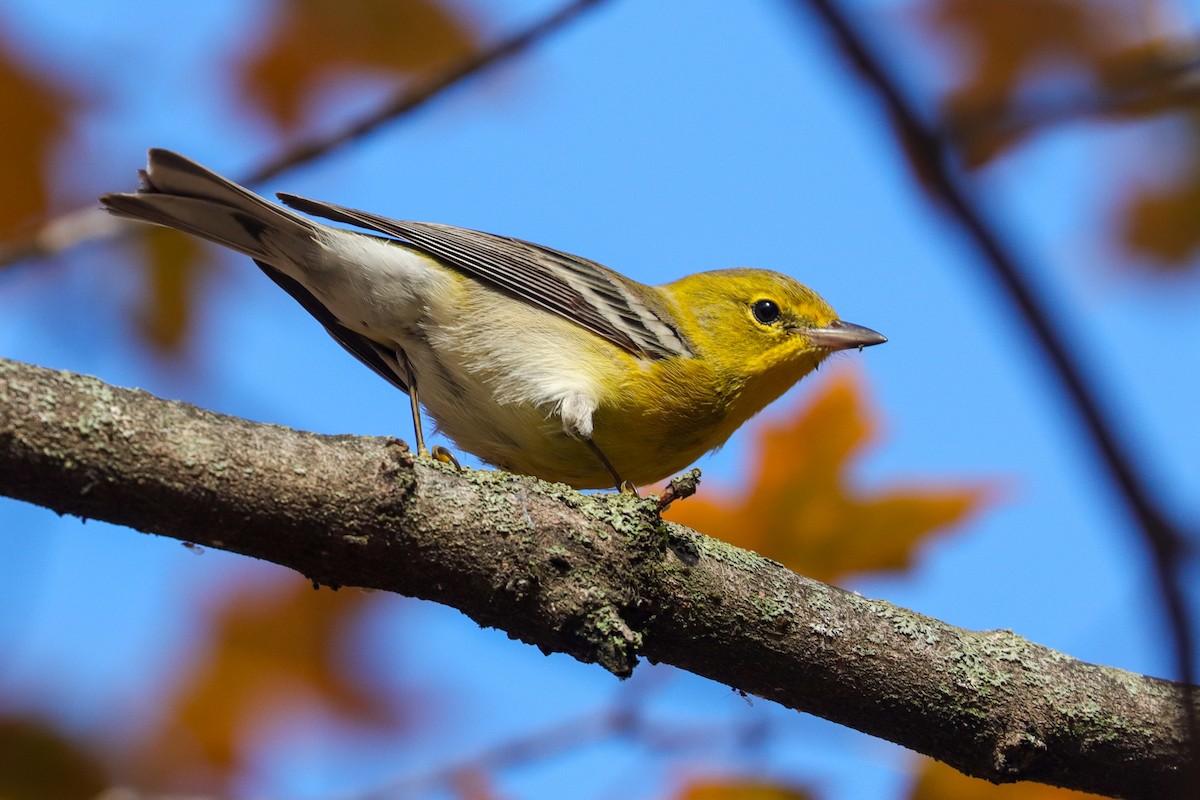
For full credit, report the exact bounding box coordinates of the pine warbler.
[101,150,885,490]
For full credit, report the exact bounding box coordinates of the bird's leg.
[401,350,431,458]
[584,438,637,495]
[400,350,461,468]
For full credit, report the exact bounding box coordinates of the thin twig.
[0,0,608,270]
[942,48,1200,156]
[240,0,607,186]
[793,0,1198,784]
[0,208,128,269]
[352,669,768,800]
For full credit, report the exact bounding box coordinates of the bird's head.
[667,267,886,397]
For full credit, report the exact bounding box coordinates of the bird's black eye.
[752,299,781,325]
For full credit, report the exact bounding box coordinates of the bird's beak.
[806,320,888,351]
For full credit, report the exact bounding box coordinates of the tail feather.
[99,149,316,263]
[102,149,415,395]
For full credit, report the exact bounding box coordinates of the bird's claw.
[431,445,462,470]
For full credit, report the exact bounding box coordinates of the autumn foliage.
[664,370,990,584]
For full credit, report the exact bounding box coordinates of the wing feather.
[277,193,694,360]
[254,260,410,393]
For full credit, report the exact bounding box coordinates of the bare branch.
[360,673,758,800]
[0,356,1193,799]
[941,47,1200,156]
[0,208,130,269]
[239,0,607,186]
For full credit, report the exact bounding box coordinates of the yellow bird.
[102,150,885,490]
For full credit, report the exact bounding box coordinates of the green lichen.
[584,602,641,676]
[578,492,652,534]
[885,610,941,646]
[804,581,838,615]
[748,575,797,621]
[946,646,1010,694]
[976,629,1027,663]
[691,534,771,573]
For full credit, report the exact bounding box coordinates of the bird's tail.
[100,149,317,263]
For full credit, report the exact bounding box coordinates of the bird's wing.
[255,260,410,393]
[277,193,695,360]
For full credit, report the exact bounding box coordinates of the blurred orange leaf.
[0,716,108,800]
[665,370,992,584]
[453,768,504,800]
[910,757,1104,799]
[1120,109,1200,268]
[136,575,399,787]
[0,26,75,238]
[1123,171,1200,265]
[240,0,481,130]
[916,0,1200,268]
[135,227,210,352]
[674,778,811,800]
[917,0,1130,166]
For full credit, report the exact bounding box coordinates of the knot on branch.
[994,730,1047,777]
[579,602,643,678]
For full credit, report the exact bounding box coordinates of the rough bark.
[0,356,1193,798]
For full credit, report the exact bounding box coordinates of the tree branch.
[239,0,607,186]
[0,356,1192,799]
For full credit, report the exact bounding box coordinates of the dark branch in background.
[239,0,606,185]
[793,0,1198,783]
[1,357,1196,799]
[359,672,762,800]
[0,0,608,269]
[941,49,1200,155]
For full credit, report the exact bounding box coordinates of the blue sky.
[1,1,1198,798]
